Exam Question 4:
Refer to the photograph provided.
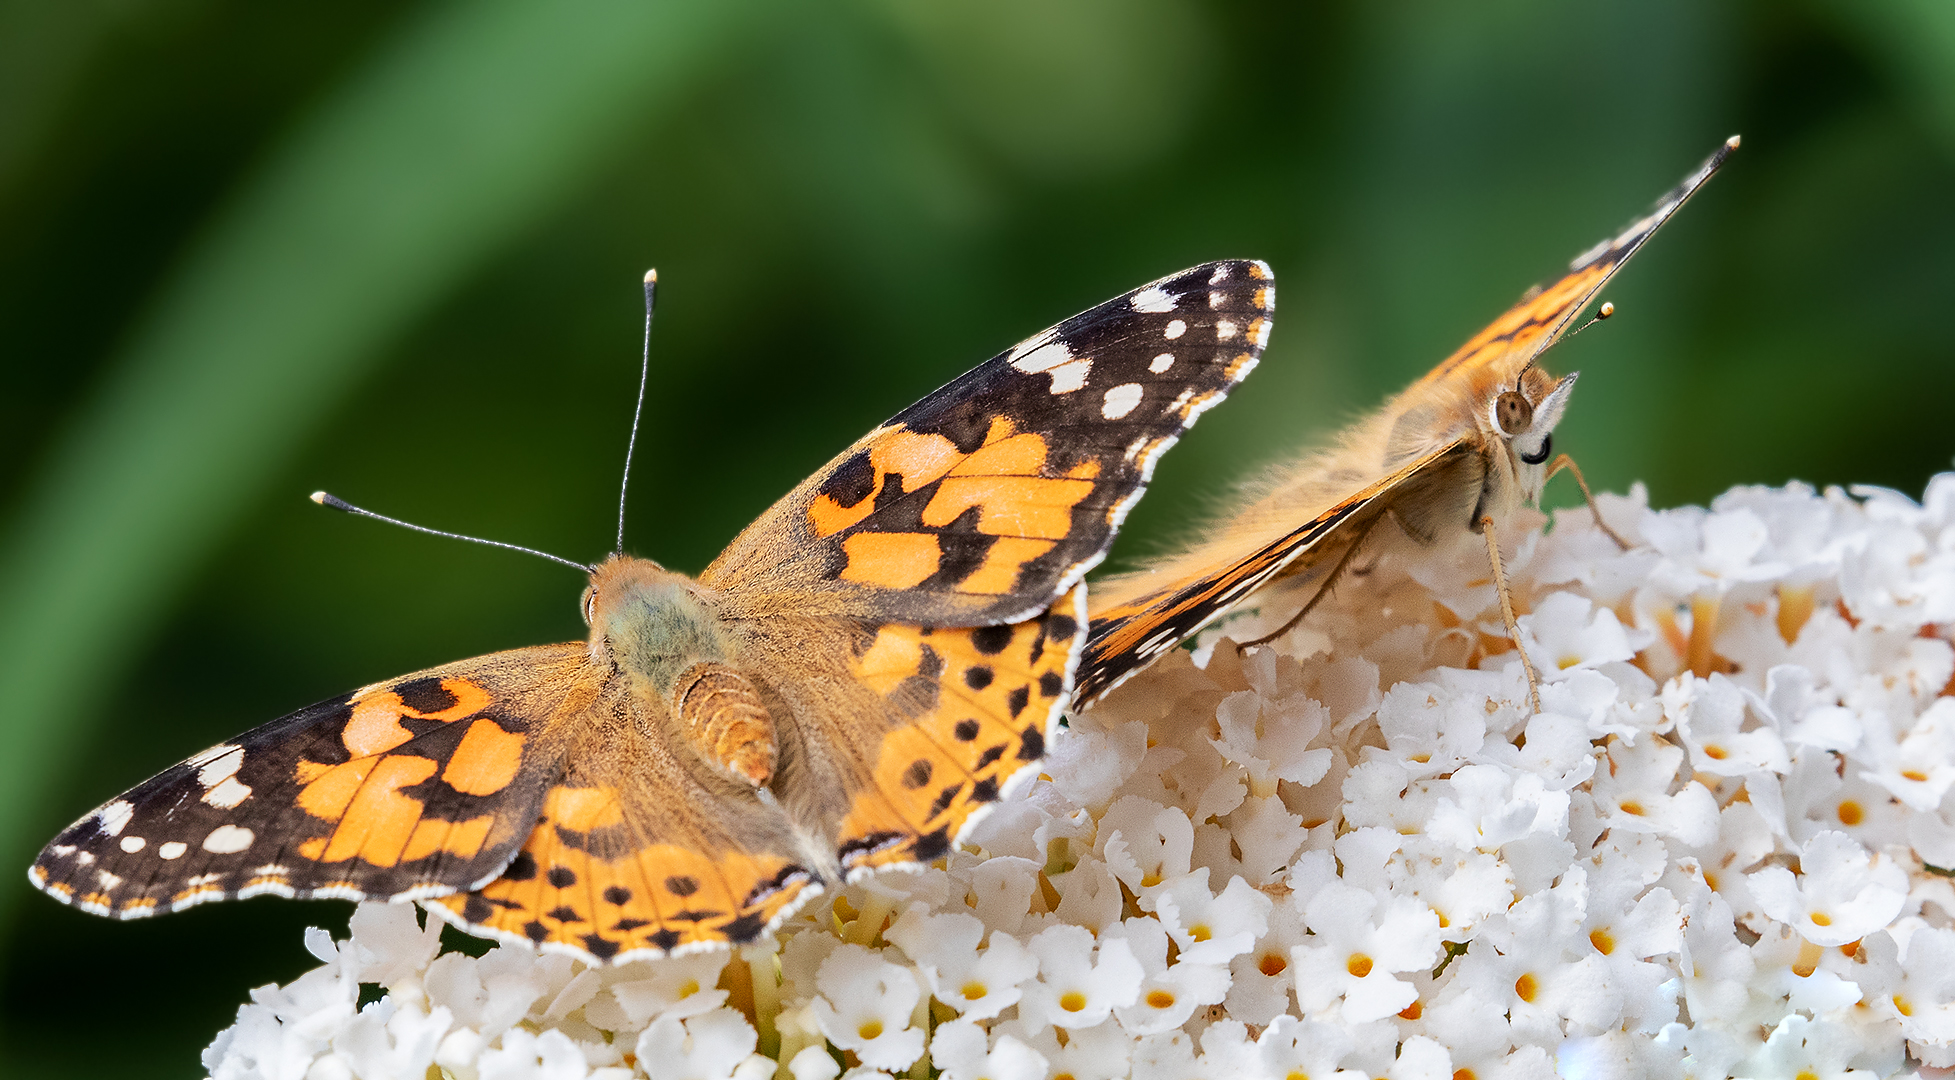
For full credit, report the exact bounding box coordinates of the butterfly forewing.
[32,646,587,918]
[1417,136,1735,390]
[704,260,1274,627]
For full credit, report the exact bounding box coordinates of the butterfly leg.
[1237,516,1380,652]
[1481,515,1542,713]
[1545,454,1631,551]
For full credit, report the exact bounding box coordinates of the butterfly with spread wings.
[31,260,1274,962]
[1079,138,1739,711]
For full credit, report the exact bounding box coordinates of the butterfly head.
[1488,367,1577,498]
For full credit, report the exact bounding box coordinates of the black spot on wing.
[1019,725,1045,761]
[970,625,1013,655]
[723,912,768,945]
[583,934,621,960]
[395,677,458,715]
[912,827,951,862]
[823,450,877,509]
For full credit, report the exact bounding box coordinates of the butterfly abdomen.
[672,661,777,787]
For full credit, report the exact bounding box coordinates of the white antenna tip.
[309,491,328,505]
[1726,134,1741,150]
[1598,301,1615,318]
[644,268,657,284]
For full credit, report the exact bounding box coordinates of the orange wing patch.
[290,679,524,871]
[703,260,1276,627]
[822,417,1102,597]
[431,783,816,960]
[836,584,1084,874]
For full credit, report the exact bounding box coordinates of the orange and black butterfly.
[1077,138,1739,709]
[30,261,1274,962]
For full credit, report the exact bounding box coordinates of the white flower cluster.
[206,476,1955,1080]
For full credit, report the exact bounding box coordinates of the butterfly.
[30,260,1274,963]
[1077,137,1739,710]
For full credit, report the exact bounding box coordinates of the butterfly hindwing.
[428,777,818,961]
[31,645,587,918]
[828,583,1083,875]
[703,261,1274,627]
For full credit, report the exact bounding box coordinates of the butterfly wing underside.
[1076,445,1464,703]
[1416,136,1737,390]
[1076,139,1738,703]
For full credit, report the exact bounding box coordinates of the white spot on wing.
[1101,383,1144,420]
[196,745,245,790]
[1208,291,1226,309]
[96,870,123,890]
[1008,332,1072,373]
[158,841,187,860]
[1248,318,1271,348]
[96,801,134,838]
[1165,320,1187,340]
[1149,353,1174,373]
[1047,357,1093,394]
[119,836,146,854]
[1208,265,1231,285]
[203,825,255,854]
[1130,286,1176,313]
[202,776,253,810]
[1216,319,1239,340]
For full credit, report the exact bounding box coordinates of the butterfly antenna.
[616,269,657,555]
[1565,300,1616,341]
[311,491,592,573]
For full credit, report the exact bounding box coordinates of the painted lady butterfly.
[30,260,1274,962]
[1077,139,1740,709]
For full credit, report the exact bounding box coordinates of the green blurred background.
[2,0,1952,1071]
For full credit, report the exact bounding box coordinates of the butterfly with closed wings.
[1078,138,1739,711]
[31,260,1274,962]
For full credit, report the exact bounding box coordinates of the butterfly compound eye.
[1494,391,1534,436]
[581,586,598,625]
